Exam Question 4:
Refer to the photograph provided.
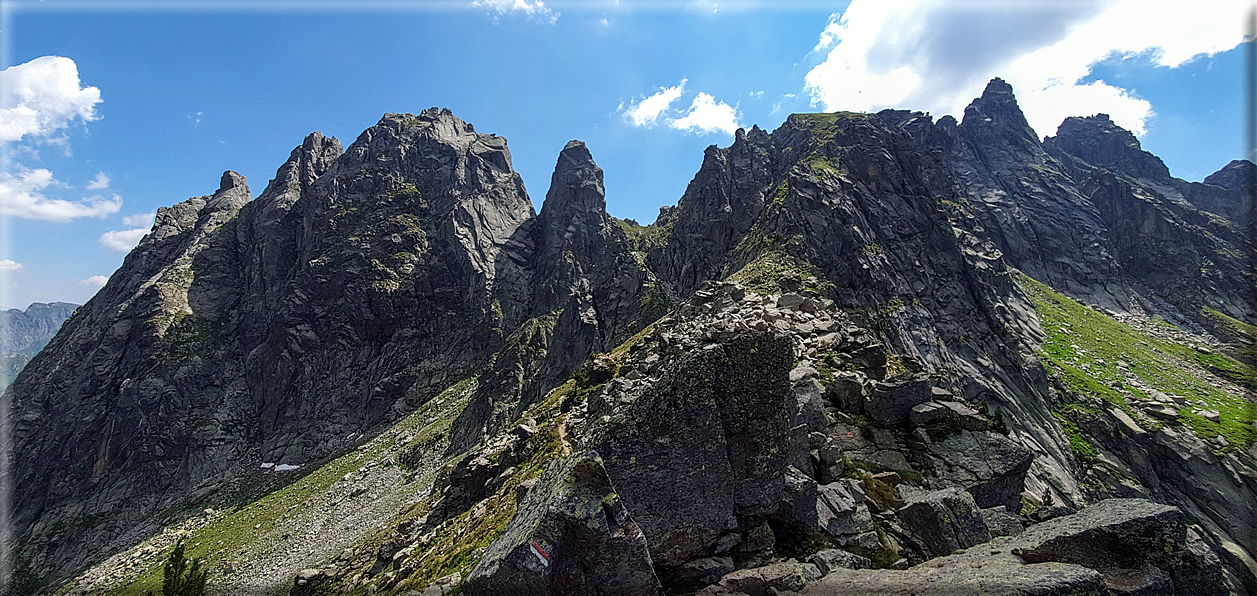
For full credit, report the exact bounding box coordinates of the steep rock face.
[231,110,534,454]
[651,126,776,294]
[1043,119,1254,324]
[9,173,253,582]
[658,103,1085,510]
[1192,158,1255,230]
[449,140,658,452]
[7,109,538,588]
[951,79,1125,307]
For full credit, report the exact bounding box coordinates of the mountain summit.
[7,80,1255,596]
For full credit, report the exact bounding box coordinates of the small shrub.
[154,541,207,596]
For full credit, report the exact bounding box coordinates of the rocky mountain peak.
[960,77,1040,147]
[254,131,343,210]
[1203,158,1255,192]
[1044,113,1171,181]
[541,140,606,218]
[219,170,246,192]
[534,139,613,266]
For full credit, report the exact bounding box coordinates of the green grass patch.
[615,218,673,252]
[373,377,574,593]
[727,250,833,296]
[789,111,870,145]
[767,180,789,211]
[108,378,478,595]
[1051,412,1098,464]
[1201,306,1257,342]
[1016,272,1256,448]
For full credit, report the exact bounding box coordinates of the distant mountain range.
[1,302,77,391]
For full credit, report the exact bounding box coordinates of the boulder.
[824,371,866,412]
[1007,498,1233,596]
[816,480,875,541]
[799,553,1105,595]
[776,466,820,527]
[938,400,990,431]
[718,561,823,596]
[808,548,873,573]
[290,569,327,596]
[912,429,1033,511]
[980,506,1024,537]
[896,487,992,558]
[658,557,734,592]
[815,437,845,484]
[865,376,933,427]
[414,573,462,596]
[462,451,660,596]
[791,379,828,434]
[908,401,949,427]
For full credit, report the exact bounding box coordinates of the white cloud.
[0,260,22,272]
[86,172,110,190]
[670,92,740,135]
[99,228,149,252]
[0,166,122,221]
[803,0,1246,139]
[81,275,108,288]
[0,56,101,143]
[122,211,156,228]
[623,79,687,127]
[470,0,559,23]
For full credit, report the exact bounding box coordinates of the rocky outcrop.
[580,329,794,567]
[1006,498,1240,595]
[896,488,991,558]
[802,553,1105,596]
[463,452,660,596]
[1044,114,1171,182]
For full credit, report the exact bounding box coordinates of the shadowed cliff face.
[7,108,538,586]
[7,82,1255,594]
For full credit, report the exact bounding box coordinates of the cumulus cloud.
[86,172,110,190]
[470,0,559,23]
[0,260,22,272]
[0,56,101,143]
[670,92,741,135]
[803,0,1246,138]
[622,80,740,135]
[623,79,687,127]
[81,275,108,288]
[99,228,149,252]
[122,211,156,228]
[0,166,122,221]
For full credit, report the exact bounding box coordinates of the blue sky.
[0,0,1249,310]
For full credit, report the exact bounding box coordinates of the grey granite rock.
[462,451,660,596]
[896,487,992,558]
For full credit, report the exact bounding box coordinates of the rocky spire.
[536,140,611,260]
[959,77,1042,151]
[1044,114,1170,181]
[256,132,344,208]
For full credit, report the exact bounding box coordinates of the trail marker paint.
[530,539,551,567]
